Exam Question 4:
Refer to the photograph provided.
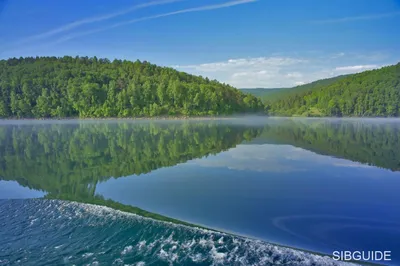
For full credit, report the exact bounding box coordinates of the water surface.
[1,118,399,265]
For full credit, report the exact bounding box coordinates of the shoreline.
[0,115,248,121]
[1,115,400,121]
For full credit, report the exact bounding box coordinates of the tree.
[0,56,263,118]
[265,63,400,117]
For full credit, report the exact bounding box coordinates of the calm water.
[0,118,399,266]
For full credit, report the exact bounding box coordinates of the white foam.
[82,252,94,258]
[29,218,38,226]
[137,240,146,250]
[198,237,214,247]
[121,245,133,255]
[181,238,196,249]
[158,248,168,260]
[113,258,123,264]
[146,239,157,251]
[164,233,179,245]
[189,253,204,262]
[43,200,359,266]
[170,253,179,262]
[210,246,227,262]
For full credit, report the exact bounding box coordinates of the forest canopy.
[263,63,400,117]
[0,56,264,118]
[2,57,399,118]
[240,75,349,102]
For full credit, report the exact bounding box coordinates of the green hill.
[266,63,400,117]
[240,75,349,102]
[240,88,283,98]
[0,56,264,118]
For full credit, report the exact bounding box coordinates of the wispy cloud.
[189,144,308,173]
[16,0,183,45]
[190,144,375,173]
[174,57,306,72]
[51,0,258,45]
[175,56,308,88]
[335,65,379,72]
[173,53,393,88]
[312,11,400,23]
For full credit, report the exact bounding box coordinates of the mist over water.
[1,117,400,265]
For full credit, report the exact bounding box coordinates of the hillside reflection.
[250,119,400,171]
[0,121,261,199]
[1,119,399,202]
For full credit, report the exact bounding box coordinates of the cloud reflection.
[190,144,375,173]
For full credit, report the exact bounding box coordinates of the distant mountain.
[266,63,400,117]
[240,75,349,101]
[0,56,264,118]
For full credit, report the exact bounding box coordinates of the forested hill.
[240,88,283,98]
[266,63,400,117]
[0,57,264,118]
[240,75,349,101]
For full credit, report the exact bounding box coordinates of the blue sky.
[0,0,399,87]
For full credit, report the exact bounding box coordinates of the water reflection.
[1,118,400,200]
[1,118,400,263]
[252,118,400,171]
[0,120,261,198]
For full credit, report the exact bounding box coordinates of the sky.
[0,0,399,88]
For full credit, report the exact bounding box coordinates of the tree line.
[0,56,264,118]
[264,63,400,117]
[1,56,399,118]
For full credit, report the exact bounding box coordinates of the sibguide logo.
[333,251,391,262]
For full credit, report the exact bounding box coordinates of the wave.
[0,199,358,265]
